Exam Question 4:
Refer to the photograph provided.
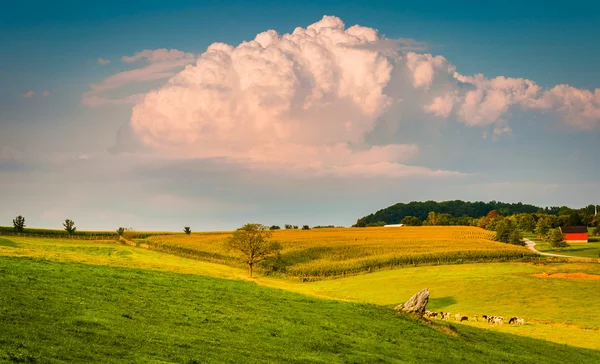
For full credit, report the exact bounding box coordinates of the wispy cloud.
[42,91,51,97]
[82,48,196,108]
[97,58,111,65]
[22,91,34,98]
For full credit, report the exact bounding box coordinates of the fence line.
[0,232,117,240]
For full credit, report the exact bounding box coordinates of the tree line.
[354,200,600,228]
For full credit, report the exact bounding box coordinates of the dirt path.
[523,238,594,260]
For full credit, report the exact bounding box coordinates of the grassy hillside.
[2,256,600,363]
[146,227,535,278]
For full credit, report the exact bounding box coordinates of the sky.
[1,0,599,231]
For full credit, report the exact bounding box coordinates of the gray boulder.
[394,288,429,314]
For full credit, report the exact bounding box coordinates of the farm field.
[1,235,600,352]
[523,232,600,259]
[2,255,600,363]
[145,227,535,278]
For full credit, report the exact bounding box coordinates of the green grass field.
[1,235,600,362]
[3,256,600,363]
[524,231,600,258]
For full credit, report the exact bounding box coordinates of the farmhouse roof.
[559,226,588,234]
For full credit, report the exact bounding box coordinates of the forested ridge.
[354,200,594,227]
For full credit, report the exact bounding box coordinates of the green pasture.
[2,256,600,363]
[524,231,600,258]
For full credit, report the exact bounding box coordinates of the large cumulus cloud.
[129,15,600,176]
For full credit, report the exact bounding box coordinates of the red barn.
[559,226,589,243]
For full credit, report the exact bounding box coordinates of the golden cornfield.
[146,226,535,279]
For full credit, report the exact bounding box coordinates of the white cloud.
[22,91,34,98]
[122,15,599,177]
[97,58,111,65]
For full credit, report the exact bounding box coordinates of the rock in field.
[394,288,429,314]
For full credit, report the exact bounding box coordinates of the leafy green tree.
[63,219,76,236]
[12,215,25,234]
[494,219,513,243]
[401,216,422,226]
[546,228,568,248]
[116,227,125,237]
[184,227,192,235]
[302,225,310,230]
[534,218,551,238]
[269,225,281,230]
[284,224,293,229]
[593,224,600,236]
[518,214,536,232]
[568,212,584,226]
[508,229,525,246]
[224,223,282,278]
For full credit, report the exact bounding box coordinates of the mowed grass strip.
[146,227,535,278]
[2,256,600,364]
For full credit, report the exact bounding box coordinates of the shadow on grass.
[0,238,18,248]
[428,296,457,309]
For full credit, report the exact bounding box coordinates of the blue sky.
[1,1,599,230]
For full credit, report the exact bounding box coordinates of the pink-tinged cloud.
[22,91,34,98]
[125,15,598,176]
[42,91,51,97]
[97,58,111,65]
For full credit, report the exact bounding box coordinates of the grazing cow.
[430,311,438,318]
[493,317,503,325]
[487,316,495,324]
[508,317,518,324]
[473,315,478,322]
[443,312,451,320]
[516,318,525,325]
[482,315,488,321]
[460,316,468,322]
[454,313,461,321]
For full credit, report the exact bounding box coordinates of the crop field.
[145,227,536,278]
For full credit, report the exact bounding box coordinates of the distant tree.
[12,215,25,234]
[224,223,281,278]
[63,219,76,236]
[284,224,293,229]
[494,219,514,243]
[423,212,440,226]
[568,212,584,226]
[302,225,310,230]
[534,218,551,238]
[292,225,299,229]
[547,228,568,248]
[508,228,525,246]
[518,214,536,232]
[593,224,600,237]
[116,227,125,237]
[184,227,192,235]
[269,225,281,230]
[401,216,422,226]
[478,210,501,230]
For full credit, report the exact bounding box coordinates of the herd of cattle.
[423,311,525,325]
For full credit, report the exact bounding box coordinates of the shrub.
[184,227,192,235]
[116,227,125,237]
[270,225,281,230]
[302,225,310,230]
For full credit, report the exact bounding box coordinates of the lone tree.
[63,219,76,236]
[225,223,281,278]
[13,215,25,235]
[116,227,125,237]
[184,226,192,235]
[547,228,568,248]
